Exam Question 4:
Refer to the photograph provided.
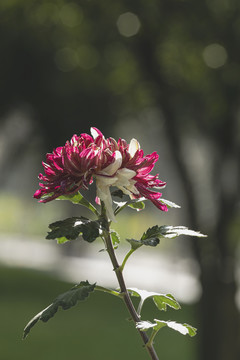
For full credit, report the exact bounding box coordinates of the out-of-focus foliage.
[1,0,238,146]
[0,1,240,360]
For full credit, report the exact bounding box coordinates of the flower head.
[34,127,167,220]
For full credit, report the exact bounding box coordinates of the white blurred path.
[0,233,201,304]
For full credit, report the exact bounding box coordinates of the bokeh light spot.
[202,43,228,69]
[59,3,83,27]
[34,2,59,25]
[117,12,141,37]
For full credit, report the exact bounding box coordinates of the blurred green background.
[0,1,240,359]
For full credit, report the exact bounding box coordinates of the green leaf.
[126,237,159,250]
[57,192,99,216]
[139,224,206,243]
[111,230,120,248]
[141,225,161,241]
[46,217,101,243]
[128,288,180,315]
[136,319,197,337]
[56,237,70,244]
[128,200,145,211]
[141,238,160,246]
[114,197,146,216]
[158,225,207,239]
[125,227,160,250]
[126,224,206,254]
[126,238,143,250]
[23,281,95,339]
[153,293,180,311]
[95,285,121,298]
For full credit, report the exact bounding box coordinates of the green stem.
[101,205,159,360]
[146,330,158,348]
[120,248,136,272]
[95,285,122,298]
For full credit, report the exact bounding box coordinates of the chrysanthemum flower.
[34,127,167,221]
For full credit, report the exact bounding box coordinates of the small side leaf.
[114,197,146,216]
[23,281,95,339]
[57,192,99,216]
[153,293,180,311]
[46,217,101,243]
[136,319,197,337]
[128,288,180,315]
[159,225,207,239]
[128,200,145,211]
[111,230,120,248]
[140,224,206,242]
[126,237,159,251]
[141,225,161,241]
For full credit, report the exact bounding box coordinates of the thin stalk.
[120,248,136,271]
[101,208,159,360]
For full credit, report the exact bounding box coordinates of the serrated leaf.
[58,193,86,204]
[153,293,180,311]
[114,197,146,216]
[57,192,99,216]
[141,238,160,247]
[57,237,69,244]
[136,319,197,337]
[154,319,197,337]
[126,237,159,251]
[140,225,206,243]
[128,288,180,315]
[46,217,100,243]
[141,225,161,241]
[111,230,120,247]
[159,225,207,239]
[126,238,143,250]
[23,281,95,339]
[136,320,154,331]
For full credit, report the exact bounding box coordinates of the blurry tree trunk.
[200,266,240,360]
[134,34,240,360]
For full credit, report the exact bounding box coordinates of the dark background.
[0,1,240,359]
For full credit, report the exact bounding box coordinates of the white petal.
[96,180,116,222]
[99,151,122,176]
[95,175,118,186]
[117,168,136,180]
[129,138,140,157]
[90,127,101,139]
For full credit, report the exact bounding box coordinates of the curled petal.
[100,151,122,176]
[129,138,140,158]
[34,127,168,217]
[90,127,104,139]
